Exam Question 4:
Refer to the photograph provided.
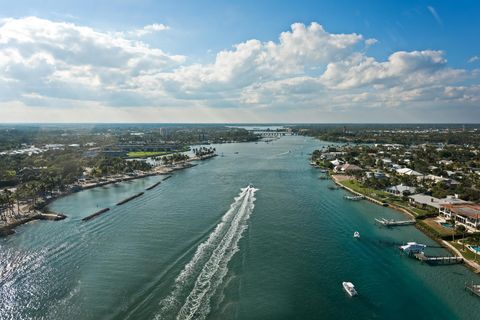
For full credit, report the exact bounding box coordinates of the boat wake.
[156,185,258,320]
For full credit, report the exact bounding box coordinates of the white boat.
[342,282,358,297]
[399,242,426,254]
[353,231,360,239]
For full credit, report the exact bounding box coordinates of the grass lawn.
[127,151,169,158]
[340,179,390,202]
[338,178,435,218]
[419,218,455,238]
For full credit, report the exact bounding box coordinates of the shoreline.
[0,153,217,237]
[330,173,480,273]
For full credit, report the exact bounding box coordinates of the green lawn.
[127,151,169,158]
[339,179,435,218]
[340,179,390,202]
[450,242,480,261]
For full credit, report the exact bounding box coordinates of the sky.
[0,0,479,123]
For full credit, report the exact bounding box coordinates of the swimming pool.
[469,245,480,253]
[441,222,454,229]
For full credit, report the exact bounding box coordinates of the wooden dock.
[344,195,364,201]
[375,217,415,227]
[116,192,144,206]
[413,252,463,265]
[465,283,480,297]
[82,208,110,222]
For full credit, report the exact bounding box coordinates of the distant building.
[330,159,343,167]
[321,152,346,160]
[365,171,386,179]
[334,163,362,173]
[396,168,423,176]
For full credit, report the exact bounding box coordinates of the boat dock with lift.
[375,217,416,227]
[344,195,364,201]
[413,252,463,265]
[465,282,480,297]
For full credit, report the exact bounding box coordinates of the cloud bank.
[0,17,479,122]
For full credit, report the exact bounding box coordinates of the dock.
[465,282,480,297]
[146,181,161,191]
[82,208,110,221]
[344,195,364,201]
[375,217,416,227]
[162,175,172,181]
[413,252,463,265]
[116,192,144,206]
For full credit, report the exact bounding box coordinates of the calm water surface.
[1,136,478,319]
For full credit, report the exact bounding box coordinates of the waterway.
[0,136,478,319]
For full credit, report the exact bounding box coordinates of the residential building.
[409,194,470,210]
[334,163,362,173]
[440,204,480,229]
[386,184,417,196]
[396,168,423,176]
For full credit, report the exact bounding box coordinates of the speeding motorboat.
[342,282,358,297]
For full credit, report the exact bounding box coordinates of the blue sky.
[0,0,479,122]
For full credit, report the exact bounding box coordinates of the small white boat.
[353,231,360,239]
[342,281,358,297]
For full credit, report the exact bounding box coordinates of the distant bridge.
[251,131,292,137]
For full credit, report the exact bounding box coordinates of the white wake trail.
[156,186,257,320]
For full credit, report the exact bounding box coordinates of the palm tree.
[451,217,456,242]
[0,193,7,222]
[2,189,14,221]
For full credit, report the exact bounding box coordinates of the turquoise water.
[441,222,454,229]
[1,136,479,319]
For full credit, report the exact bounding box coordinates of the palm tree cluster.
[160,153,189,165]
[192,147,216,157]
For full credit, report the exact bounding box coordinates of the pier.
[146,181,161,191]
[82,208,110,222]
[116,192,144,206]
[344,195,364,201]
[413,252,463,265]
[375,217,416,227]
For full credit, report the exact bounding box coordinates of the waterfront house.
[365,171,386,179]
[330,159,343,167]
[386,184,417,196]
[440,204,480,229]
[334,163,362,173]
[409,194,470,210]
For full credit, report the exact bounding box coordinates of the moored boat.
[342,282,358,297]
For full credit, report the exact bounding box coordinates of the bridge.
[251,131,292,137]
